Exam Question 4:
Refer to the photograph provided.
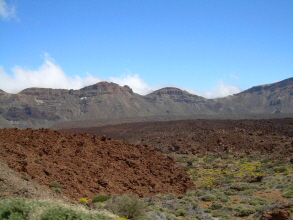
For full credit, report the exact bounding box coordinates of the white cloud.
[186,81,241,99]
[0,53,241,99]
[0,54,102,93]
[0,53,156,95]
[109,72,155,95]
[0,0,17,20]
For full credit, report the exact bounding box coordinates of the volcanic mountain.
[219,77,293,114]
[0,78,293,128]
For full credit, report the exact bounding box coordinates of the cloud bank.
[187,81,241,99]
[0,55,103,94]
[0,0,16,20]
[109,73,155,95]
[0,54,241,98]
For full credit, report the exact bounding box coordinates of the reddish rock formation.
[260,208,291,220]
[0,128,195,201]
[63,118,293,159]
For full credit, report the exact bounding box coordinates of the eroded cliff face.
[0,82,214,128]
[144,87,217,115]
[218,77,293,114]
[145,87,207,103]
[0,82,152,128]
[0,78,293,128]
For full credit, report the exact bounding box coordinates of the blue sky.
[0,0,292,98]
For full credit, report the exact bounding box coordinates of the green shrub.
[41,207,80,220]
[212,190,229,202]
[92,194,111,203]
[221,175,235,183]
[205,208,212,213]
[52,188,62,194]
[49,181,62,188]
[180,196,194,203]
[261,158,271,163]
[196,191,205,197]
[235,208,255,217]
[212,179,220,186]
[274,167,288,173]
[212,211,223,217]
[224,189,237,196]
[219,153,230,159]
[211,202,223,210]
[192,201,199,209]
[245,197,269,206]
[175,208,187,217]
[230,183,250,191]
[183,166,190,171]
[186,157,198,164]
[283,189,293,198]
[241,189,255,196]
[0,198,31,220]
[203,156,217,163]
[49,181,62,194]
[41,205,112,220]
[185,190,197,197]
[218,195,229,203]
[0,198,116,220]
[273,160,286,166]
[105,194,147,220]
[201,194,216,202]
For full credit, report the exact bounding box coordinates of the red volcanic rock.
[260,208,291,220]
[0,128,195,200]
[64,119,293,159]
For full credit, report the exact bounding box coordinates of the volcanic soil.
[0,128,194,201]
[63,118,293,159]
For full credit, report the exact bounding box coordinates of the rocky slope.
[0,160,69,202]
[145,87,217,115]
[63,118,293,159]
[0,82,214,128]
[0,128,195,200]
[0,82,153,128]
[218,77,293,114]
[0,77,293,128]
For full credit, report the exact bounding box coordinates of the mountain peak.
[239,77,293,94]
[80,81,133,94]
[148,87,205,99]
[145,87,207,103]
[17,81,134,96]
[148,87,190,96]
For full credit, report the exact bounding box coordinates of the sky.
[0,0,292,98]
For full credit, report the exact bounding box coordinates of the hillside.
[1,119,293,219]
[62,118,293,159]
[0,77,293,128]
[218,77,293,114]
[0,128,194,200]
[0,82,155,128]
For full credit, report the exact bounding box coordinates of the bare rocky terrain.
[62,118,293,159]
[1,118,293,219]
[1,77,293,219]
[1,77,293,129]
[0,128,194,201]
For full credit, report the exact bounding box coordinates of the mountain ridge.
[0,77,293,128]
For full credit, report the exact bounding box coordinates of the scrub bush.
[105,194,147,220]
[92,194,111,203]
